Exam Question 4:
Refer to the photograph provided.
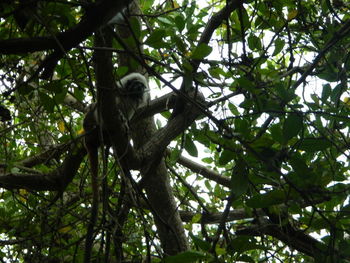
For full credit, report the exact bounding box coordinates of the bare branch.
[0,145,86,191]
[175,153,231,188]
[0,0,133,55]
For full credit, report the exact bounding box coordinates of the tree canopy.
[1,0,350,262]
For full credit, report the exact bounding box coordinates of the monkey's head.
[117,73,150,103]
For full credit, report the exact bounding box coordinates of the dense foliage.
[1,0,350,262]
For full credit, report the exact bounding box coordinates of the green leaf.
[330,83,343,102]
[272,38,285,56]
[318,65,338,82]
[218,150,235,166]
[248,34,262,50]
[275,83,295,103]
[171,35,186,53]
[208,67,225,79]
[246,190,286,208]
[239,98,254,109]
[202,157,213,164]
[270,124,283,144]
[228,103,239,115]
[142,0,155,10]
[145,29,167,48]
[231,160,249,198]
[234,118,249,136]
[282,113,303,143]
[183,60,193,72]
[168,147,181,164]
[190,43,212,60]
[115,66,129,77]
[289,155,310,175]
[164,251,211,263]
[157,17,173,25]
[231,236,265,254]
[129,17,141,40]
[174,15,186,32]
[18,84,33,95]
[215,246,226,255]
[190,234,211,251]
[237,255,255,263]
[237,76,255,90]
[184,135,198,157]
[339,240,350,257]
[321,83,331,102]
[42,80,63,94]
[54,88,67,104]
[185,2,196,21]
[204,180,213,190]
[297,138,332,152]
[190,214,202,224]
[39,92,55,113]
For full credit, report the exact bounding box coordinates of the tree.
[0,0,350,262]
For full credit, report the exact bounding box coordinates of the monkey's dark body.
[83,72,150,147]
[116,76,150,120]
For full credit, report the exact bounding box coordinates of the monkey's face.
[120,78,148,103]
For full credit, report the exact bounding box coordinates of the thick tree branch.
[139,94,205,165]
[0,0,133,78]
[15,139,81,168]
[236,219,347,260]
[175,153,231,187]
[0,145,86,191]
[0,0,132,55]
[132,92,176,122]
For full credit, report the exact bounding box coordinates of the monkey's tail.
[84,147,99,263]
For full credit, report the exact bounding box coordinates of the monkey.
[83,72,150,152]
[113,72,150,120]
[83,72,150,262]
